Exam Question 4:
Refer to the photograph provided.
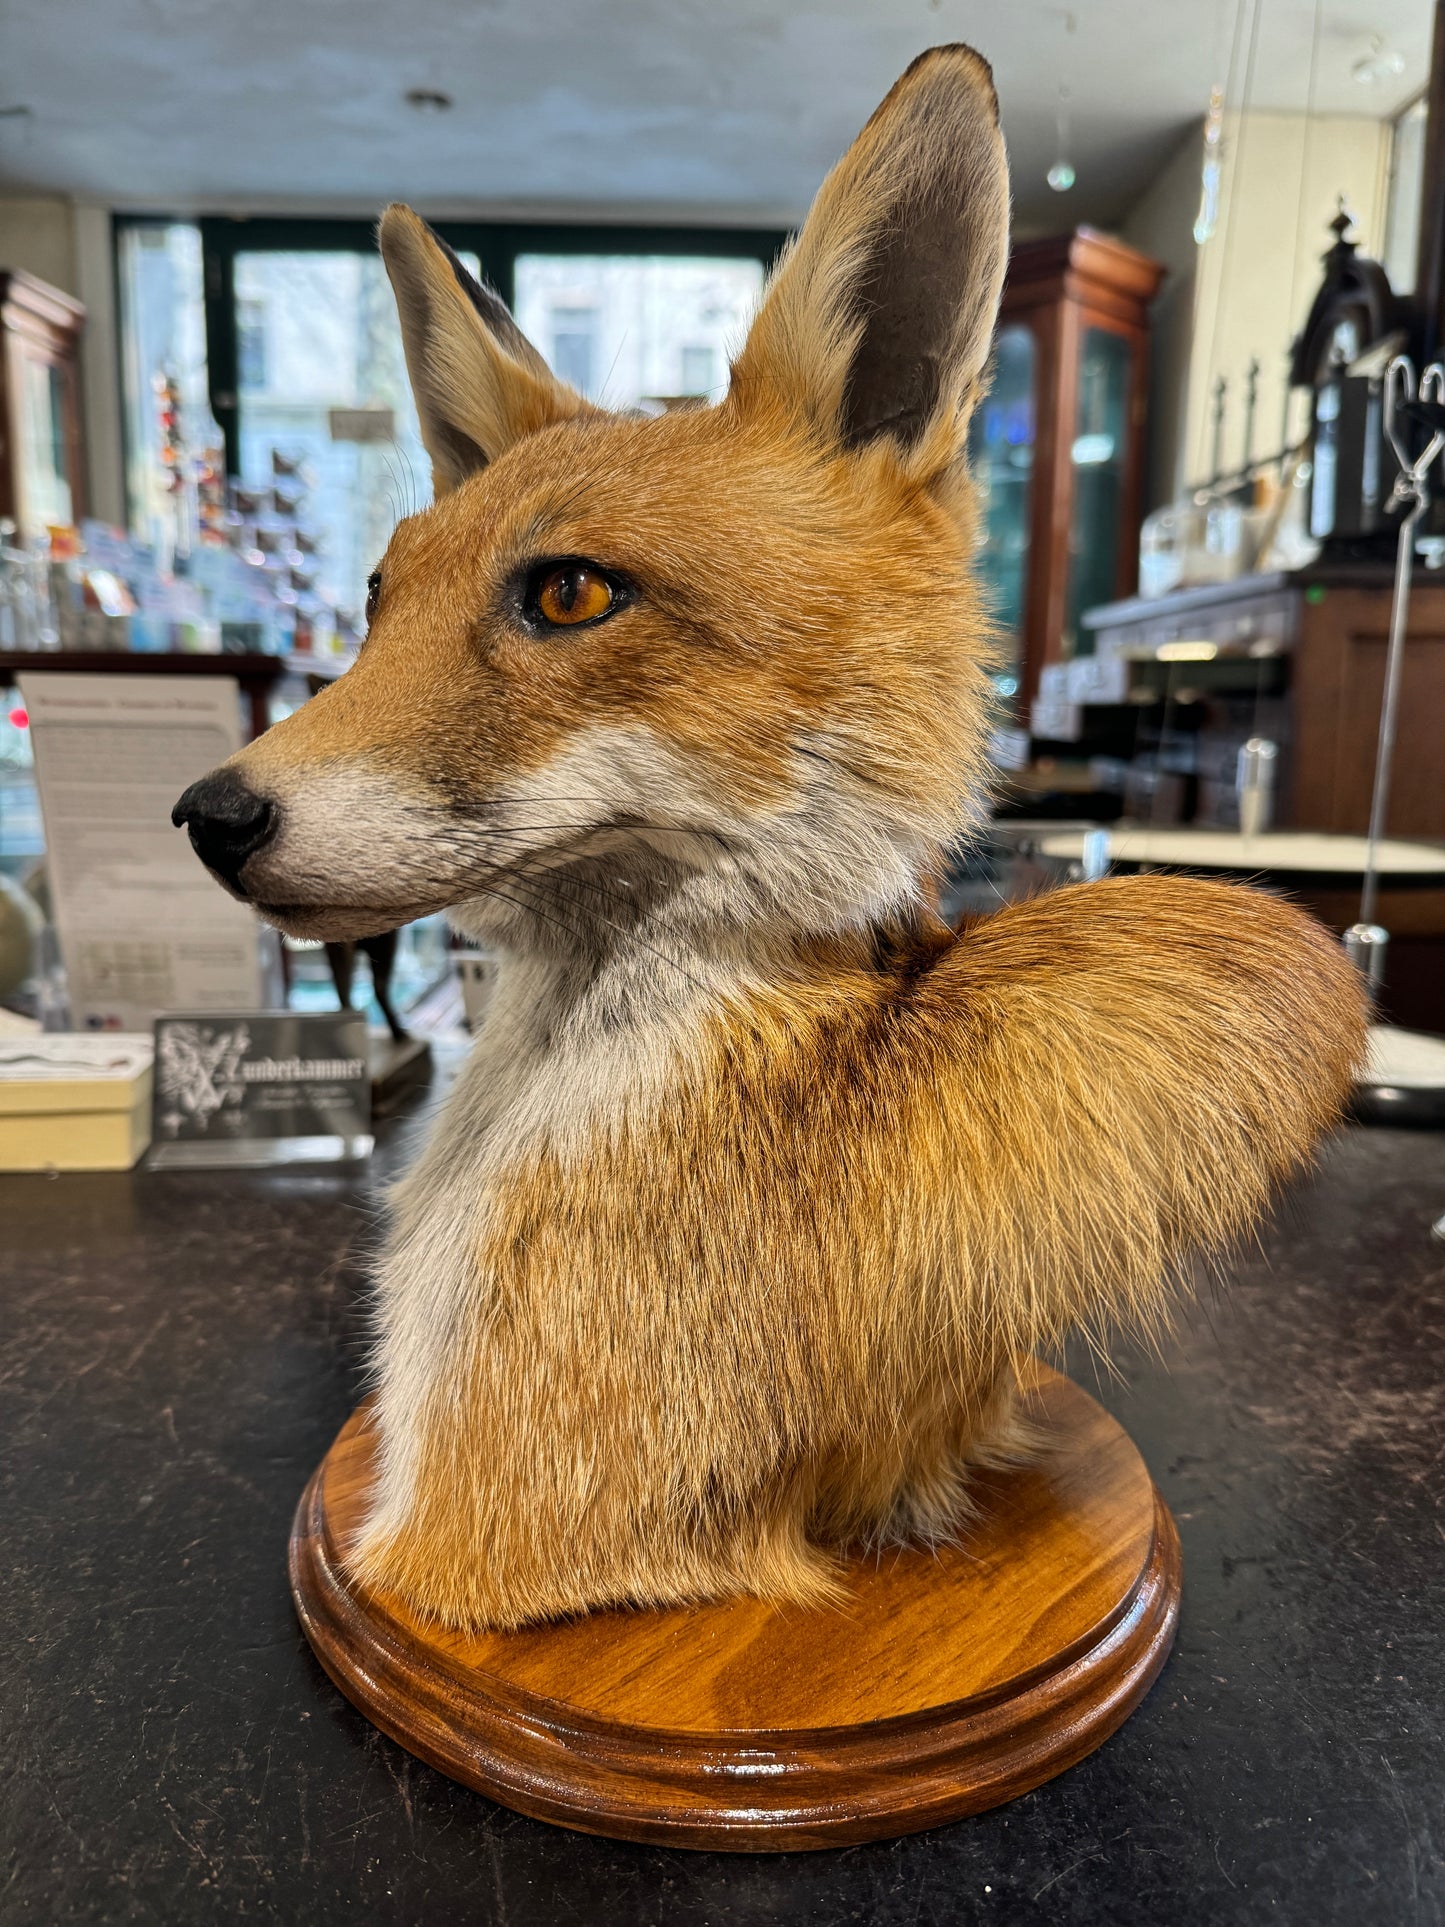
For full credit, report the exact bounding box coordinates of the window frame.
[180,215,790,478]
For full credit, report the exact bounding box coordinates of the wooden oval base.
[289,1368,1180,1851]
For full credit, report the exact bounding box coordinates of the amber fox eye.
[527,561,618,630]
[365,569,382,628]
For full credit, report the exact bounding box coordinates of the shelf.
[0,648,353,681]
[0,648,354,738]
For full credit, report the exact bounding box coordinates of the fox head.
[173,45,1010,949]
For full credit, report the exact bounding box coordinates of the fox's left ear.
[731,44,1010,485]
[378,205,587,496]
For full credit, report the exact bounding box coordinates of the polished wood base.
[289,1367,1180,1850]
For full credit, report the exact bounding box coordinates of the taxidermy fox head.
[173,46,1010,953]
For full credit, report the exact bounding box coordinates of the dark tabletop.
[3,1077,1444,1927]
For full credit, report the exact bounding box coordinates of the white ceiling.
[0,0,1432,229]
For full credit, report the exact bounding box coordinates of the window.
[236,299,267,394]
[680,345,717,395]
[550,307,600,393]
[229,248,468,616]
[513,253,766,408]
[117,222,211,562]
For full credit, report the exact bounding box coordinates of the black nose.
[172,772,277,891]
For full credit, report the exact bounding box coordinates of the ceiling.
[0,0,1432,230]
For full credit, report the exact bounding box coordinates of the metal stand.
[1349,356,1445,1129]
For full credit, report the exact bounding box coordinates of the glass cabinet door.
[967,322,1036,697]
[1064,325,1131,654]
[15,349,75,536]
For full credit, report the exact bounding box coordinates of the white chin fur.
[252,901,435,943]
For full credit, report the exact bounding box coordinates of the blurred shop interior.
[1,0,1444,1094]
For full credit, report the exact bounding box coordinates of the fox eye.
[365,569,382,627]
[529,562,616,629]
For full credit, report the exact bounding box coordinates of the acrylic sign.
[148,1010,372,1168]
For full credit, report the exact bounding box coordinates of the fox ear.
[731,45,1009,480]
[378,205,586,495]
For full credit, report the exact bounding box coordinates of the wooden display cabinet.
[969,229,1163,709]
[1080,567,1445,1031]
[1081,568,1445,841]
[0,270,87,539]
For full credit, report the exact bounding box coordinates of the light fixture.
[405,88,454,113]
[1047,12,1077,193]
[1352,37,1406,85]
[1155,640,1218,662]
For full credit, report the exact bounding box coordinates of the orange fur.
[360,879,1362,1628]
[179,46,1367,1630]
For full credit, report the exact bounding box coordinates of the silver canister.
[1236,736,1278,838]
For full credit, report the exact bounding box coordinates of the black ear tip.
[904,43,1000,120]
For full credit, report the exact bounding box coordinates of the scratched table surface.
[3,1070,1443,1926]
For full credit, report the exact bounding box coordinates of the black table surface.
[4,1082,1444,1926]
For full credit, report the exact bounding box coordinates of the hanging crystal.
[1048,82,1075,193]
[1194,84,1225,244]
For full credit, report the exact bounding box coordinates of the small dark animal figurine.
[325,929,408,1041]
[173,45,1365,1630]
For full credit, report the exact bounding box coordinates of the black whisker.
[375,817,714,992]
[499,863,713,996]
[468,877,602,956]
[445,804,733,855]
[472,873,711,1002]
